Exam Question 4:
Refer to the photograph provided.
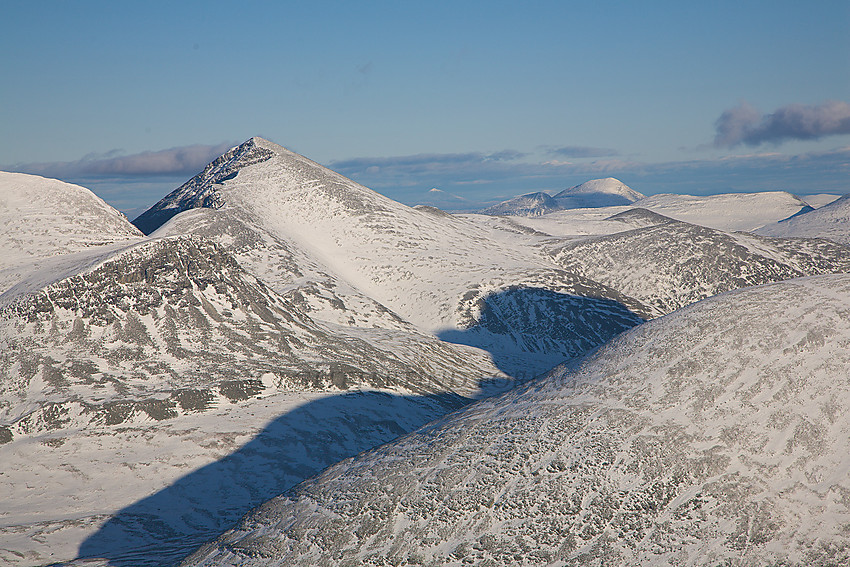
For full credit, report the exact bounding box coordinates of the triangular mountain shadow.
[73,390,473,566]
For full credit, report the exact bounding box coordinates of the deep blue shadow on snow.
[73,390,469,567]
[438,287,645,380]
[73,287,643,566]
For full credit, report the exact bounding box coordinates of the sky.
[2,0,849,216]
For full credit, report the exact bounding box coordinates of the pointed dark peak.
[132,138,276,235]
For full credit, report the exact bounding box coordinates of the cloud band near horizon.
[5,142,237,179]
[714,100,850,147]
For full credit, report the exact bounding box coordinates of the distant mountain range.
[1,137,848,566]
[480,178,644,216]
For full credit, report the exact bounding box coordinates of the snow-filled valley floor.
[2,139,849,566]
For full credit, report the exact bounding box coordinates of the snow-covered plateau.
[1,137,849,566]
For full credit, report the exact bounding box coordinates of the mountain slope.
[0,234,503,566]
[0,236,494,435]
[0,171,142,293]
[181,274,850,567]
[549,213,850,316]
[756,193,850,245]
[632,191,814,232]
[554,178,644,209]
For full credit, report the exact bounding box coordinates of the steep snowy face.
[632,191,814,232]
[181,274,850,567]
[756,193,850,245]
[0,171,143,293]
[549,216,850,316]
[554,177,644,208]
[479,191,561,216]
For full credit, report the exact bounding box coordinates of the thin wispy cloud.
[330,150,530,185]
[714,100,850,147]
[332,145,850,201]
[544,145,620,158]
[7,142,236,179]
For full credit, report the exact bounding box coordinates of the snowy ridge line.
[0,236,209,308]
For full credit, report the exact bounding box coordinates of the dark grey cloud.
[7,142,236,179]
[714,100,850,147]
[545,145,620,158]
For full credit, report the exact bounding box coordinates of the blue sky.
[2,1,849,215]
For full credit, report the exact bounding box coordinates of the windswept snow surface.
[0,172,142,293]
[549,214,850,316]
[182,274,850,567]
[631,191,814,232]
[756,193,850,245]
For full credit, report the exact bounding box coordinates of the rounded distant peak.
[553,178,644,208]
[557,177,642,198]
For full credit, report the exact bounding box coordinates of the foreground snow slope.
[0,171,142,293]
[183,274,850,567]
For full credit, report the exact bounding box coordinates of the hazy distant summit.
[479,191,561,216]
[554,177,644,208]
[479,178,643,216]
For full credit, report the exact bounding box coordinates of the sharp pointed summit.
[132,137,278,234]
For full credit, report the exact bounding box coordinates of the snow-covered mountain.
[0,232,510,565]
[0,171,143,293]
[469,189,821,236]
[553,177,644,208]
[476,179,642,217]
[631,191,814,232]
[479,191,561,216]
[2,139,848,567]
[757,193,850,245]
[181,274,850,567]
[548,212,850,316]
[133,138,649,376]
[0,144,649,565]
[0,235,495,434]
